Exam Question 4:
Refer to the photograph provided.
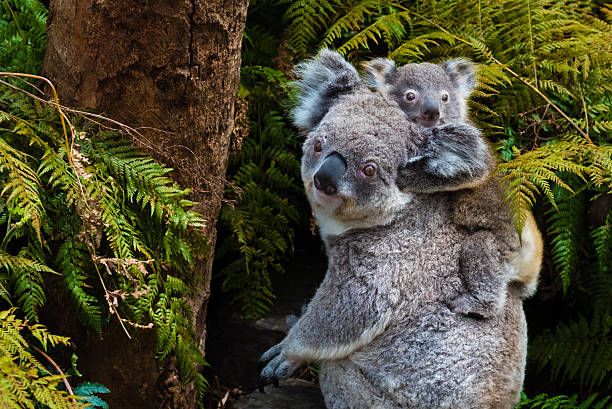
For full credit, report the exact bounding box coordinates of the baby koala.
[363,58,475,127]
[364,57,543,315]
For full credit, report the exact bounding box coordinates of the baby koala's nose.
[422,107,440,122]
[314,153,346,195]
[421,98,440,122]
[422,109,440,122]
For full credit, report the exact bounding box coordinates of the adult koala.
[258,50,527,409]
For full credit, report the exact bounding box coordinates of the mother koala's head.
[292,50,424,239]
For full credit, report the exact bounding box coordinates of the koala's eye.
[314,140,323,153]
[362,164,377,177]
[441,93,449,102]
[405,91,416,101]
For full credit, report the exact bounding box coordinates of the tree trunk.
[43,0,249,407]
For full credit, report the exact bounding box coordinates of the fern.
[0,0,47,74]
[0,308,85,409]
[55,237,103,334]
[544,185,586,292]
[280,0,340,58]
[590,209,611,278]
[530,313,612,391]
[518,392,612,409]
[216,12,307,318]
[0,79,210,403]
[0,250,53,323]
[218,110,303,318]
[73,382,110,409]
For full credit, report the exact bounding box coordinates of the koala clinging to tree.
[258,49,528,408]
[363,56,543,304]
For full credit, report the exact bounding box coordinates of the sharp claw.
[273,379,279,387]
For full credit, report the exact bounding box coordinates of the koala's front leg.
[398,123,494,193]
[257,272,394,390]
[450,230,516,318]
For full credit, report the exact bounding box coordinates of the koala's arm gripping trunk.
[283,270,394,362]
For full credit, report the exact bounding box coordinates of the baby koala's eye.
[441,93,449,102]
[405,91,416,101]
[362,164,377,177]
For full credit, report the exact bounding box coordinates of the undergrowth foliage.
[518,392,612,409]
[0,82,209,402]
[0,308,84,409]
[0,0,47,74]
[215,15,305,319]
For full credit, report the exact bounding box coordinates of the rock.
[232,379,325,409]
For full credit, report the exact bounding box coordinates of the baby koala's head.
[363,59,476,127]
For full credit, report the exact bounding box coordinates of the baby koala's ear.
[291,49,361,132]
[362,58,398,90]
[440,59,477,99]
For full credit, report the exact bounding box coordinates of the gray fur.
[258,60,527,408]
[363,58,476,126]
[363,55,541,298]
[292,49,361,132]
[441,59,477,102]
[399,123,493,193]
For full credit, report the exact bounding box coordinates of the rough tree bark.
[43,0,248,407]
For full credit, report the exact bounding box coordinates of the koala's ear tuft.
[291,49,361,132]
[362,58,397,90]
[440,59,477,98]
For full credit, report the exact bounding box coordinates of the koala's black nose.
[314,153,347,195]
[422,98,440,122]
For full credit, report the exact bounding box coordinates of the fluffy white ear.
[291,49,361,132]
[362,58,397,90]
[440,59,477,99]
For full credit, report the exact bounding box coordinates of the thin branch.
[0,76,166,151]
[91,250,132,339]
[0,72,72,158]
[30,344,77,401]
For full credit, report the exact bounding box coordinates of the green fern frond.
[591,209,612,275]
[0,136,46,241]
[0,250,55,322]
[320,0,401,55]
[0,308,85,409]
[545,187,586,292]
[218,42,305,318]
[0,0,47,74]
[56,239,103,334]
[529,313,612,391]
[282,0,340,58]
[518,392,612,409]
[1,78,209,401]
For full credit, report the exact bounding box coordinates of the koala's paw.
[425,124,491,179]
[448,293,496,319]
[285,314,299,329]
[257,343,300,393]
